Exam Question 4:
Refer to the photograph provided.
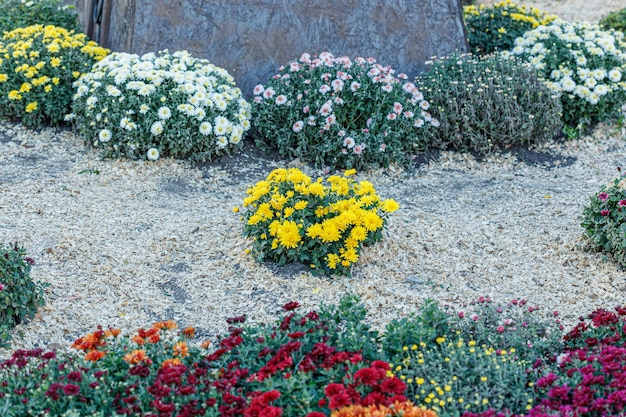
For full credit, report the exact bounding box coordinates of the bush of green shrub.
[252,52,437,170]
[71,50,251,161]
[0,243,45,348]
[599,7,626,35]
[0,0,80,34]
[0,24,109,127]
[581,167,626,267]
[416,52,562,154]
[463,0,557,55]
[512,20,626,130]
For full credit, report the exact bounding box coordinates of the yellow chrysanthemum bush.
[239,168,399,276]
[463,0,557,55]
[0,25,109,127]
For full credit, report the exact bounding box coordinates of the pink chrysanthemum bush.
[252,52,437,170]
[581,167,626,267]
[238,168,400,276]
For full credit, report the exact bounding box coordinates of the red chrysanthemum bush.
[527,306,626,417]
[0,295,407,416]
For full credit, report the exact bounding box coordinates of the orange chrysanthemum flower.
[161,358,183,368]
[132,335,146,346]
[72,330,106,352]
[182,326,195,339]
[105,328,121,338]
[172,341,189,357]
[148,333,160,344]
[124,349,151,365]
[331,402,437,417]
[153,320,177,330]
[200,340,211,349]
[84,350,106,362]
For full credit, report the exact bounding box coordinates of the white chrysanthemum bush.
[512,20,626,129]
[252,52,437,170]
[70,50,251,161]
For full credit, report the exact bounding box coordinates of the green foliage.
[386,297,563,417]
[463,0,557,55]
[581,168,626,268]
[512,20,626,129]
[600,7,626,35]
[381,299,450,361]
[240,168,399,277]
[70,50,251,162]
[0,0,80,35]
[447,296,563,364]
[416,52,562,154]
[252,52,437,170]
[392,337,535,417]
[0,243,45,348]
[0,25,109,127]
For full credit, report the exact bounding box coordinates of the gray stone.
[72,0,468,95]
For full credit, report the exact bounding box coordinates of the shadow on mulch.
[195,137,286,182]
[194,133,577,182]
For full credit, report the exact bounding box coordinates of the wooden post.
[106,0,135,52]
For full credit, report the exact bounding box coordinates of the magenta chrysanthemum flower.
[598,192,609,202]
[601,209,610,216]
[619,200,626,206]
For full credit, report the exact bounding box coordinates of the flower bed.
[1,295,624,417]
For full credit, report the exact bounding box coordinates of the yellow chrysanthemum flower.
[276,220,301,249]
[25,101,37,113]
[381,198,400,213]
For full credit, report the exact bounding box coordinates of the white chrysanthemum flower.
[587,92,600,105]
[578,68,591,80]
[230,133,241,144]
[214,124,227,136]
[158,106,171,119]
[138,84,155,96]
[151,121,164,136]
[214,116,229,128]
[216,136,228,148]
[86,96,98,106]
[574,85,591,98]
[560,77,577,92]
[593,69,607,80]
[139,104,150,114]
[594,84,609,96]
[215,100,227,111]
[199,122,212,135]
[575,55,587,66]
[106,85,121,97]
[147,148,160,160]
[584,77,597,89]
[99,129,112,142]
[609,69,622,82]
[76,84,89,96]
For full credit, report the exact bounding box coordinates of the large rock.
[73,0,468,95]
